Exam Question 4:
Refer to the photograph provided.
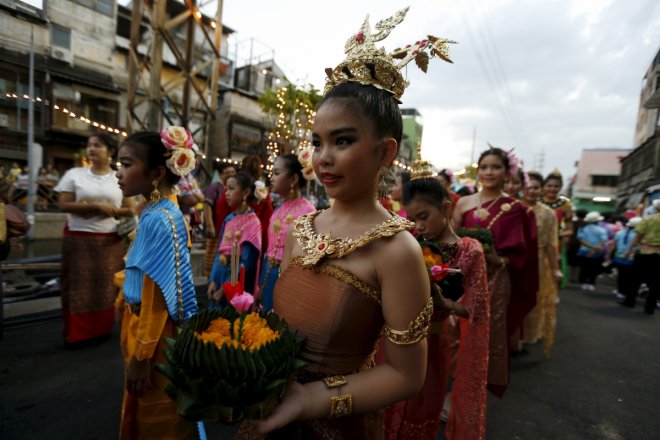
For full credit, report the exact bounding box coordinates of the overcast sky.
[87,1,660,177]
[217,0,660,178]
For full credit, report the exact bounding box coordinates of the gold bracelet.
[383,297,434,345]
[499,257,507,267]
[324,375,352,418]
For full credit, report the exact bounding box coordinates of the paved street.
[2,277,659,440]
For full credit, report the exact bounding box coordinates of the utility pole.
[26,27,36,240]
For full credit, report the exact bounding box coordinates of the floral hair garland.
[506,149,529,188]
[160,126,198,177]
[297,148,316,181]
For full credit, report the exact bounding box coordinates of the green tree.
[259,84,322,162]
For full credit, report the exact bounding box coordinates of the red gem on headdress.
[356,32,364,42]
[318,243,326,250]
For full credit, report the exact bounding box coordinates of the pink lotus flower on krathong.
[160,126,195,150]
[230,291,255,313]
[430,263,450,282]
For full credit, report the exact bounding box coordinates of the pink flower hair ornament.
[160,126,198,176]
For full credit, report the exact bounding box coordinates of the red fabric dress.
[384,237,490,440]
[462,196,538,397]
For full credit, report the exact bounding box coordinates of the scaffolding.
[125,0,224,155]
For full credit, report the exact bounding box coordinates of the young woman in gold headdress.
[242,8,455,439]
[541,170,573,287]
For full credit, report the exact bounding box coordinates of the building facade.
[617,48,660,211]
[572,148,630,214]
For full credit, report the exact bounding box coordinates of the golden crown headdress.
[324,7,456,102]
[411,141,434,181]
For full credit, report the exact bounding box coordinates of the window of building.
[70,0,114,17]
[591,175,618,187]
[51,24,71,49]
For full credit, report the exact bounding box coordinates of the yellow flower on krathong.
[240,313,280,351]
[422,246,443,267]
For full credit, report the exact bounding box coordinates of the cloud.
[214,0,659,177]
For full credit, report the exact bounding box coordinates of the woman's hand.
[205,224,216,239]
[206,281,217,299]
[95,202,118,218]
[250,381,309,434]
[212,287,224,302]
[552,269,563,283]
[126,357,151,396]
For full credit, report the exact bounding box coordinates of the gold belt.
[268,257,281,267]
[125,303,141,316]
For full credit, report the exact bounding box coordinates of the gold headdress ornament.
[324,7,457,102]
[410,140,434,181]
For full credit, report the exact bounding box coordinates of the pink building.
[572,148,631,213]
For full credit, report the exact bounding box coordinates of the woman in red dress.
[453,147,538,397]
[385,175,490,440]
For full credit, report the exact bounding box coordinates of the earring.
[241,197,249,212]
[289,183,298,199]
[377,166,389,200]
[150,178,162,202]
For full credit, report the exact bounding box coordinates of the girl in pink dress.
[259,154,315,310]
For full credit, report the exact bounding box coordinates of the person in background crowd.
[454,146,538,398]
[624,207,660,314]
[437,169,461,204]
[54,133,136,345]
[608,217,642,306]
[390,171,410,217]
[520,171,561,357]
[176,165,204,240]
[642,198,659,217]
[46,163,60,180]
[203,161,236,276]
[258,154,315,311]
[505,168,525,200]
[541,170,573,288]
[0,165,5,180]
[566,209,587,282]
[240,154,273,253]
[576,211,608,291]
[9,162,22,179]
[207,172,262,307]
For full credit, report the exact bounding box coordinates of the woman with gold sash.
[454,147,538,398]
[240,8,455,439]
[541,170,573,287]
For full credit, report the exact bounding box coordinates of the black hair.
[544,171,563,187]
[402,177,450,209]
[241,155,262,181]
[228,171,257,204]
[90,132,118,157]
[513,168,525,185]
[456,186,474,197]
[438,169,453,183]
[319,82,403,146]
[398,171,411,200]
[213,161,237,174]
[527,171,544,185]
[478,147,510,172]
[121,131,181,186]
[277,154,305,189]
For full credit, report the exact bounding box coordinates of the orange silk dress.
[115,275,197,440]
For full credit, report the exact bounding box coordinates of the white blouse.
[54,167,123,233]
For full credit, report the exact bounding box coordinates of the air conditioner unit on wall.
[0,114,9,128]
[49,46,74,66]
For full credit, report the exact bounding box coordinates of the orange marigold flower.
[194,313,280,351]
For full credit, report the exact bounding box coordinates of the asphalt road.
[2,276,658,440]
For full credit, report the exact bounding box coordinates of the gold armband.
[383,297,434,345]
[324,375,352,418]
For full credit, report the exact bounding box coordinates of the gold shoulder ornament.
[324,6,456,102]
[292,211,413,267]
